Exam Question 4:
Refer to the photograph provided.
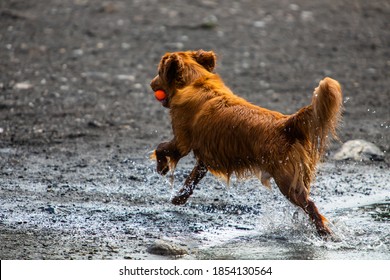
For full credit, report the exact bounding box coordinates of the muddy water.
[0,156,389,260]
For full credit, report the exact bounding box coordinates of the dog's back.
[173,74,342,186]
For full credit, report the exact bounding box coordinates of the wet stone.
[334,139,385,162]
[201,14,218,29]
[147,240,187,257]
[39,206,56,214]
[14,82,33,90]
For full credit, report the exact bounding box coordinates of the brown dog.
[150,50,342,236]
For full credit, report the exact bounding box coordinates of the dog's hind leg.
[275,177,332,237]
[303,198,332,237]
[292,194,331,237]
[290,193,331,237]
[171,161,208,205]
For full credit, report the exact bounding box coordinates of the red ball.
[154,90,167,101]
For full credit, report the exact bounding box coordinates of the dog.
[150,50,342,236]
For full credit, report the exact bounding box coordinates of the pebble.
[333,139,385,161]
[201,14,218,29]
[289,4,300,11]
[39,206,56,214]
[253,21,266,28]
[72,49,84,56]
[121,42,130,49]
[116,74,135,81]
[301,11,314,22]
[87,120,103,128]
[81,72,109,79]
[14,82,33,90]
[165,42,184,50]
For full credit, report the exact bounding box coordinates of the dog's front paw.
[157,159,170,176]
[171,195,189,205]
[151,149,170,176]
[171,187,193,205]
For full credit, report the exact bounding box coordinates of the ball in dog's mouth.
[154,90,167,102]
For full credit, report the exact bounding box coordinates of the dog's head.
[150,50,216,108]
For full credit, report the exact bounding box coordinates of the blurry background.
[1,0,389,155]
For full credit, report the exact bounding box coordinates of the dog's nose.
[150,76,160,91]
[150,77,156,89]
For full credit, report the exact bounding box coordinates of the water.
[189,172,390,260]
[171,161,390,260]
[195,201,390,260]
[1,158,389,260]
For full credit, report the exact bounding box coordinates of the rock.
[87,120,104,128]
[201,14,218,29]
[81,72,109,79]
[14,82,33,90]
[253,21,266,28]
[301,11,314,22]
[334,139,385,161]
[147,240,187,256]
[116,74,135,81]
[39,206,56,214]
[72,49,84,56]
[165,42,184,50]
[121,42,130,49]
[289,4,300,11]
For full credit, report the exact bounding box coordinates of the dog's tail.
[284,77,343,160]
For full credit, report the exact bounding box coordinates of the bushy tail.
[311,77,343,155]
[285,77,343,159]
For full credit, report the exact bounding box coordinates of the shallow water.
[0,159,389,260]
[175,162,390,260]
[195,200,390,260]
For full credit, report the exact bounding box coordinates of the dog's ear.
[193,50,216,72]
[160,53,185,87]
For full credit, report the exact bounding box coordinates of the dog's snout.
[150,77,155,89]
[150,75,159,91]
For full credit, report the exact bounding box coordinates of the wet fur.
[150,50,342,236]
